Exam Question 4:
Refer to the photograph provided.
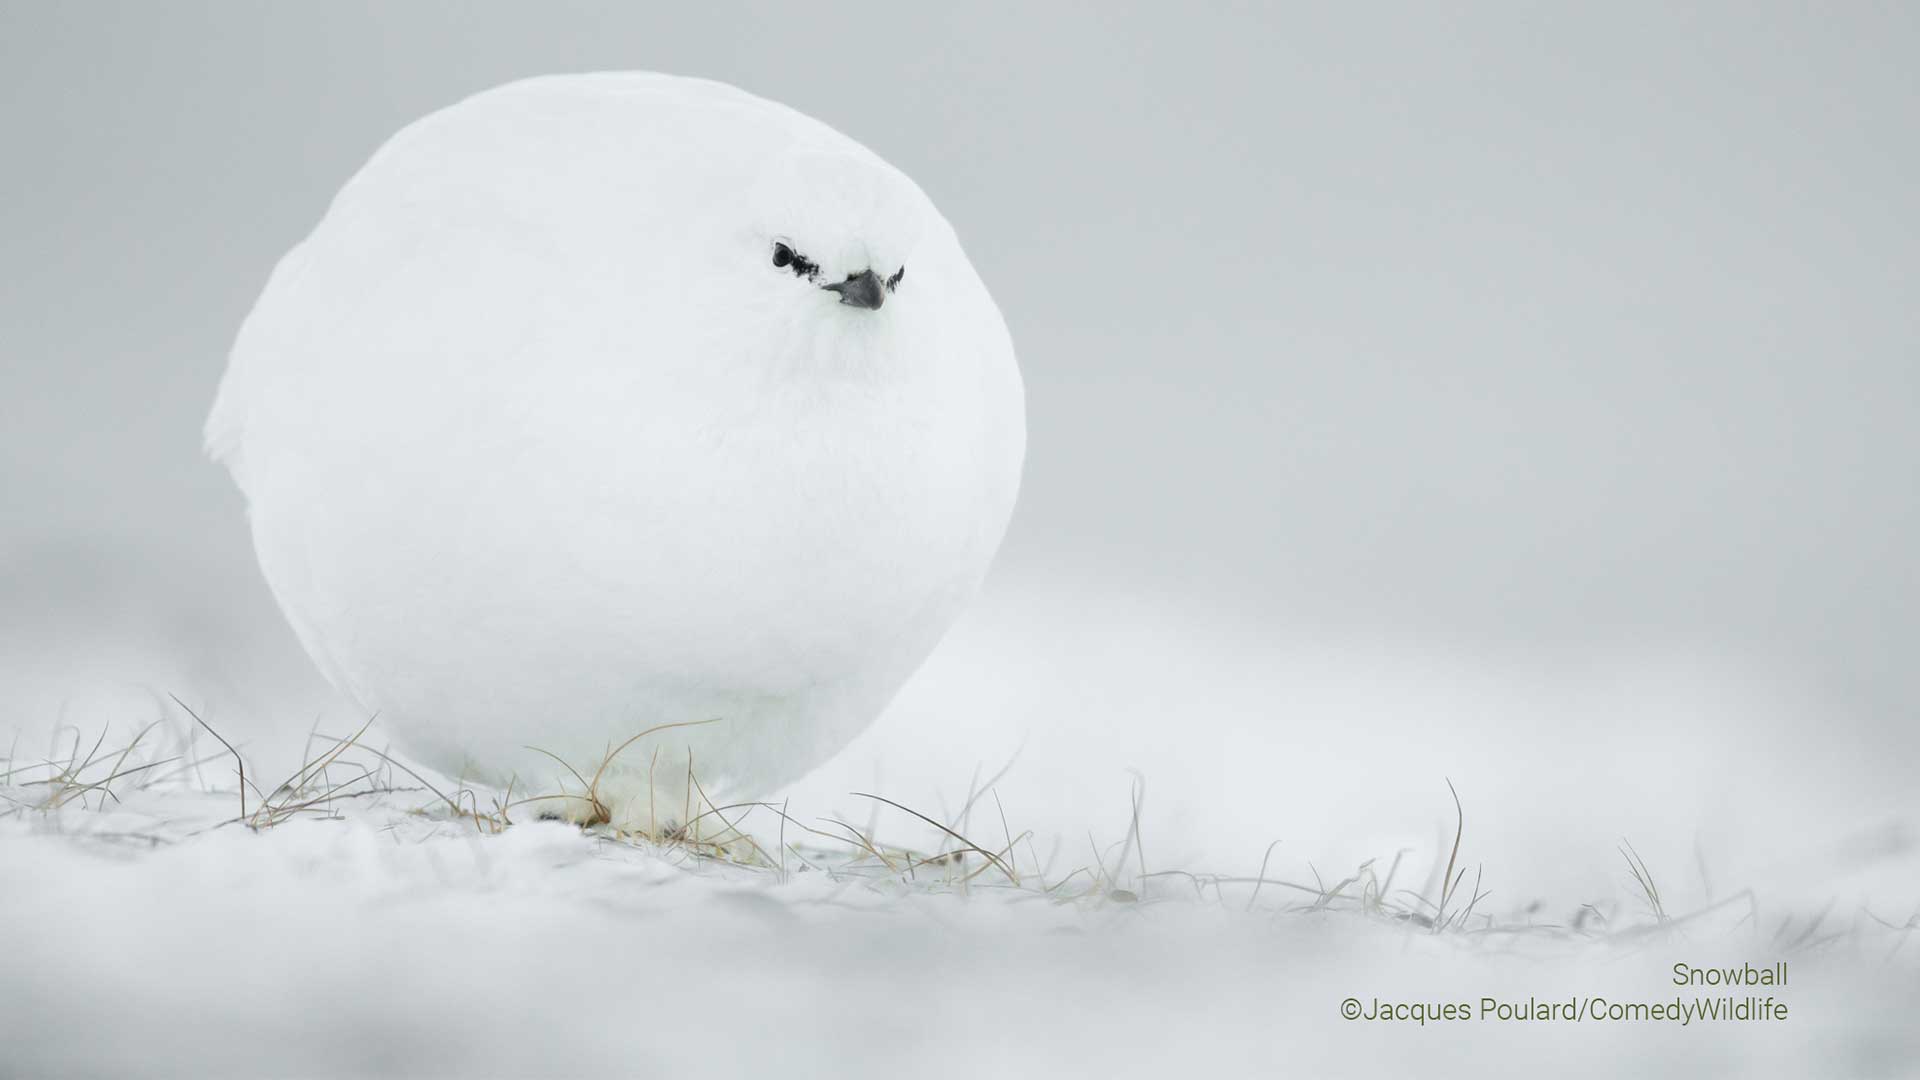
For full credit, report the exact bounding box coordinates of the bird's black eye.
[771,241,819,280]
[886,266,906,292]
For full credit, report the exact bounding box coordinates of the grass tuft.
[3,710,1903,958]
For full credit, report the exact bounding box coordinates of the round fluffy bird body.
[207,73,1025,829]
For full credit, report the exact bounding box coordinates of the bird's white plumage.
[209,73,1024,823]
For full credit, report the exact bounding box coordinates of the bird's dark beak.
[823,269,885,310]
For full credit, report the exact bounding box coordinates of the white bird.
[207,73,1025,831]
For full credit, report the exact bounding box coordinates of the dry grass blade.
[86,720,166,806]
[821,816,900,871]
[685,769,774,865]
[52,756,182,809]
[1432,778,1466,933]
[1246,839,1283,912]
[588,717,721,796]
[953,739,1026,837]
[1619,840,1667,923]
[523,745,595,796]
[315,734,467,821]
[851,791,1018,884]
[170,694,256,819]
[270,713,377,802]
[1119,771,1148,894]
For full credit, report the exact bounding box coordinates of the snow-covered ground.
[4,574,1916,1078]
[3,771,1914,1079]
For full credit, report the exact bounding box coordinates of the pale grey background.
[2,3,1916,897]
